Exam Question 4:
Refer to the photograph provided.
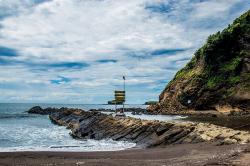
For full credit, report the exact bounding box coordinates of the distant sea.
[0,103,183,152]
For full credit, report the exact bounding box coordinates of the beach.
[0,143,250,166]
[1,104,250,165]
[5,106,246,166]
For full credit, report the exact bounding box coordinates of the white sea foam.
[102,111,186,121]
[0,104,137,152]
[0,139,136,152]
[0,103,183,152]
[0,119,136,152]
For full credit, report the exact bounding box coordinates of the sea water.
[0,103,184,152]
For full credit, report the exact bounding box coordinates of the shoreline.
[0,143,249,166]
[0,142,140,153]
[2,106,250,165]
[28,106,250,146]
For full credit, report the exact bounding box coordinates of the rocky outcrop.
[89,108,147,114]
[28,106,148,115]
[30,107,250,147]
[27,106,43,114]
[27,106,71,115]
[149,10,250,114]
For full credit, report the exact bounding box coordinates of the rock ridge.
[29,106,250,147]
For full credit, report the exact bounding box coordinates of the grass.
[221,57,241,72]
[206,76,224,89]
[228,76,241,84]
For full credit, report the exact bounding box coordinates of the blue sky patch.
[50,76,72,85]
[48,62,89,69]
[0,46,18,57]
[151,48,188,56]
[125,48,188,59]
[97,59,117,63]
[145,1,174,14]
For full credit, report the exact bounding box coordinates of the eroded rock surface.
[89,108,147,114]
[27,106,78,115]
[29,106,250,147]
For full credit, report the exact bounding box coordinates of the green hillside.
[151,10,250,113]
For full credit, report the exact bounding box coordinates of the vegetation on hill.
[151,10,250,113]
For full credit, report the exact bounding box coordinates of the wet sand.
[0,143,249,166]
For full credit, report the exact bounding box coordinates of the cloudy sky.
[0,0,249,104]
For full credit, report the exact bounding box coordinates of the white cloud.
[1,0,191,62]
[0,0,249,103]
[192,0,241,19]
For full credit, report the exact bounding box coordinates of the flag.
[123,76,125,80]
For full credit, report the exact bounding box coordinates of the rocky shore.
[89,107,148,114]
[28,106,250,147]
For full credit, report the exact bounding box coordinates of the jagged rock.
[27,106,67,115]
[29,107,250,147]
[89,108,148,114]
[27,106,43,114]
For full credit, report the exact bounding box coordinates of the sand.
[0,143,250,166]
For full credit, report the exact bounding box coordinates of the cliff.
[150,10,250,113]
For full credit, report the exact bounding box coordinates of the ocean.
[0,103,184,152]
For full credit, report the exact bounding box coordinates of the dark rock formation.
[27,106,79,115]
[29,107,250,147]
[89,108,148,114]
[27,106,43,114]
[149,10,250,114]
[28,106,149,115]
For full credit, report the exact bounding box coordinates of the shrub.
[228,76,241,84]
[221,57,241,72]
[206,76,224,89]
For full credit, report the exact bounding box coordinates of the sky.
[0,0,249,104]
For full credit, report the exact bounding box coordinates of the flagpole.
[123,76,125,114]
[123,76,125,92]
